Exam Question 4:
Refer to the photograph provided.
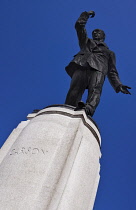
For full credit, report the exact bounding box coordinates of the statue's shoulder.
[109,50,115,56]
[88,38,97,47]
[88,38,94,42]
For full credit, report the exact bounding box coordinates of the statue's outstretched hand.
[88,11,95,18]
[118,85,131,95]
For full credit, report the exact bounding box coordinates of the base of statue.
[0,105,101,210]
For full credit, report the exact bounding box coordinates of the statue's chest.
[87,40,110,59]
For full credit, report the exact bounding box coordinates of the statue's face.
[92,29,105,41]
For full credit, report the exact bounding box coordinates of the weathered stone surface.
[0,120,30,164]
[0,106,101,210]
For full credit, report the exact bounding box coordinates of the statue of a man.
[65,11,131,116]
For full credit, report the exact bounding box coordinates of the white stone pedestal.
[0,105,101,210]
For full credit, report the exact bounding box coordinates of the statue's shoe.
[74,101,85,111]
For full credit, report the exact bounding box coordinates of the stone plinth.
[0,105,101,210]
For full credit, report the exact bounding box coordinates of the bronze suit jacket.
[65,11,122,92]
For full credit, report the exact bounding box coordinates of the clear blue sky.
[0,0,135,209]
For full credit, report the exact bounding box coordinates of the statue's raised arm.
[75,11,95,49]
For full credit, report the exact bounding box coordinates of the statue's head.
[92,29,105,42]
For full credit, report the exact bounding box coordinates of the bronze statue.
[65,11,131,116]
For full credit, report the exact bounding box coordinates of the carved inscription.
[10,147,46,155]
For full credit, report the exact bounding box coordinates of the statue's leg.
[65,69,87,107]
[86,70,105,116]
